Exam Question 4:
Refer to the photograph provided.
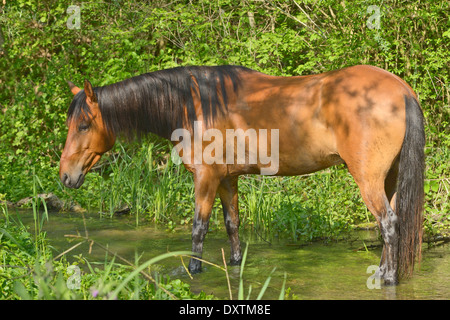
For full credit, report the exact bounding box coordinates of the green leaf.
[431,180,439,193]
[443,29,450,38]
[424,180,430,194]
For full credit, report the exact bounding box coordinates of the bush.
[0,0,448,237]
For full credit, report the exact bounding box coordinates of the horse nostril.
[62,173,70,186]
[75,173,85,188]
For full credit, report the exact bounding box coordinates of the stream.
[7,210,449,300]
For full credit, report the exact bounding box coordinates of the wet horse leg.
[348,164,400,285]
[354,176,400,285]
[218,176,242,265]
[377,196,400,285]
[188,169,221,274]
[378,159,400,283]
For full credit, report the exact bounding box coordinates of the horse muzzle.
[61,171,85,189]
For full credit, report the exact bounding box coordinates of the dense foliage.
[1,0,449,240]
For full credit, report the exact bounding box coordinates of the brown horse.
[59,65,425,285]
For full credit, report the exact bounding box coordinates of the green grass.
[0,174,206,300]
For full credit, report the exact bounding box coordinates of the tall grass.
[238,168,366,242]
[237,243,287,300]
[91,138,195,227]
[0,193,8,224]
[35,175,49,235]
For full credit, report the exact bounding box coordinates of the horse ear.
[84,79,97,103]
[68,81,81,95]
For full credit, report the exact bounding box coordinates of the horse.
[59,65,425,285]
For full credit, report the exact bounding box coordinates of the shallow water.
[7,211,449,300]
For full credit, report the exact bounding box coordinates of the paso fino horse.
[60,65,425,285]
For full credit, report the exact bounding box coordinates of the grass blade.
[256,267,276,300]
[278,272,287,300]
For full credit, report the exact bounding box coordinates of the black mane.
[67,65,247,139]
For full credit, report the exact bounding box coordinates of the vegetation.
[0,202,214,299]
[1,189,286,300]
[0,0,449,299]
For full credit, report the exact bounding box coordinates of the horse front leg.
[188,170,221,274]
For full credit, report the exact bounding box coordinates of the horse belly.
[276,151,343,176]
[223,119,343,176]
[275,125,344,176]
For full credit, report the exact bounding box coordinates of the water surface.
[9,211,449,300]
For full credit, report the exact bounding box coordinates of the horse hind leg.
[336,108,403,284]
[356,175,400,285]
[378,195,400,285]
[343,150,400,285]
[384,158,399,210]
[376,158,400,284]
[217,176,242,265]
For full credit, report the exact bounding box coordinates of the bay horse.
[59,65,425,285]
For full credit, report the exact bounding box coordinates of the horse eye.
[78,124,90,132]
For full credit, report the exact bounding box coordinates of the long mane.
[67,65,247,139]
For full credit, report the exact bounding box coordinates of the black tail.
[396,95,425,278]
